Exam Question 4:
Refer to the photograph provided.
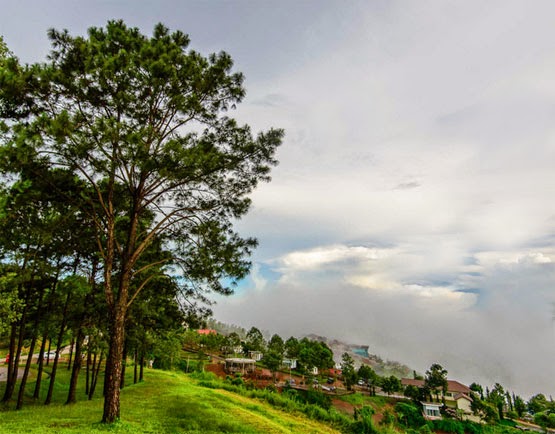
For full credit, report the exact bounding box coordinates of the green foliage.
[380,375,402,395]
[0,271,21,336]
[194,371,351,430]
[0,19,283,421]
[404,384,423,401]
[470,382,484,399]
[534,411,555,428]
[513,394,526,417]
[486,383,506,420]
[528,393,549,413]
[244,326,265,353]
[284,336,300,358]
[395,402,425,428]
[263,349,283,374]
[351,406,379,434]
[380,408,396,426]
[424,363,448,401]
[341,352,357,390]
[267,333,284,355]
[296,338,334,373]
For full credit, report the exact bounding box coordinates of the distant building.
[224,358,256,374]
[248,351,263,361]
[282,358,297,370]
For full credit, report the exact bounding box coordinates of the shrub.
[350,407,379,434]
[395,402,425,428]
[380,408,397,426]
[505,410,518,420]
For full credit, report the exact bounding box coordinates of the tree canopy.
[0,21,282,422]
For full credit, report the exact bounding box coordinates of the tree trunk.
[102,304,126,423]
[67,336,75,370]
[33,334,48,399]
[2,322,18,402]
[120,340,128,389]
[46,339,52,365]
[89,351,103,400]
[17,281,45,409]
[85,349,92,395]
[66,329,85,404]
[139,351,144,382]
[16,332,38,410]
[133,348,138,384]
[45,290,72,405]
[2,248,32,403]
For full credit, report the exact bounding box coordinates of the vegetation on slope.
[0,369,340,434]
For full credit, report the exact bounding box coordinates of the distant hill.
[206,320,415,378]
[305,334,413,378]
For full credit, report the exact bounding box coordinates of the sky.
[2,0,555,398]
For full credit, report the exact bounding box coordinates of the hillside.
[305,334,413,378]
[0,370,340,434]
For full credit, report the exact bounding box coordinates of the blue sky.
[2,0,555,398]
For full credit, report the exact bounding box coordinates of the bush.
[395,402,425,428]
[350,407,379,434]
[534,411,555,428]
[430,418,465,434]
[505,410,518,420]
[189,371,217,381]
[380,408,396,426]
[304,389,332,410]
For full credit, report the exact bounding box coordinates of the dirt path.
[0,367,25,382]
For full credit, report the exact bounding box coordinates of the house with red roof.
[401,378,479,422]
[196,329,217,335]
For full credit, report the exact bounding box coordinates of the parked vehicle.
[43,351,57,360]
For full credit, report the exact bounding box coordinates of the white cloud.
[277,245,394,272]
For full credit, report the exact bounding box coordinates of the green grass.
[337,392,390,409]
[0,368,341,433]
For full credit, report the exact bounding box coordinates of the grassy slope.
[0,369,340,434]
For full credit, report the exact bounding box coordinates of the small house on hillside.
[248,351,263,361]
[401,378,479,422]
[197,329,217,335]
[282,358,297,370]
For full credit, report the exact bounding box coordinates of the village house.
[282,358,297,370]
[401,378,479,422]
[248,350,263,361]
